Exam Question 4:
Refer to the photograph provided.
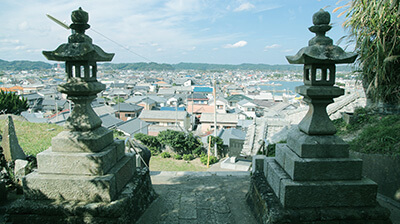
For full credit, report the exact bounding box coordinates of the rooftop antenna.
[46,14,70,30]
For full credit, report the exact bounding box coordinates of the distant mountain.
[0,59,53,71]
[0,59,353,72]
[101,62,174,71]
[172,62,303,71]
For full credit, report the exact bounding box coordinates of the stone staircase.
[241,118,267,157]
[327,92,360,115]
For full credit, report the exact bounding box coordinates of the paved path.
[137,171,257,224]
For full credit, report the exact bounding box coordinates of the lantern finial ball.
[313,9,330,25]
[71,7,89,24]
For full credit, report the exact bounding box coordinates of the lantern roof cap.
[286,9,356,65]
[42,7,114,62]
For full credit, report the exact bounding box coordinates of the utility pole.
[213,73,217,157]
[191,91,194,130]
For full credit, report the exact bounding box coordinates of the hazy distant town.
[0,60,365,157]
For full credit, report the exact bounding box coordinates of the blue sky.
[0,0,352,65]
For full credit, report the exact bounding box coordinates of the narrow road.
[137,171,257,224]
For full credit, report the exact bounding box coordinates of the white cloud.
[264,44,280,51]
[234,3,255,12]
[18,21,29,30]
[156,48,165,52]
[224,40,247,48]
[14,45,26,50]
[0,39,20,44]
[282,49,293,53]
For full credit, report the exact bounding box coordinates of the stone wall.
[350,151,400,203]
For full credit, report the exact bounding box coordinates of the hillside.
[1,59,353,72]
[0,116,64,156]
[0,59,53,71]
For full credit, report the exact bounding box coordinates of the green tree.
[157,130,203,155]
[334,0,400,113]
[0,90,29,115]
[207,136,224,157]
[134,133,161,154]
[113,96,125,103]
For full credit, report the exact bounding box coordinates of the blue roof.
[160,107,186,111]
[193,87,213,93]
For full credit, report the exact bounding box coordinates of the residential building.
[236,99,257,119]
[116,118,149,136]
[225,94,251,107]
[139,110,190,135]
[112,103,144,121]
[199,113,239,133]
[208,96,228,113]
[187,93,208,105]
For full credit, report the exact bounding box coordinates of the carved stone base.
[7,168,157,224]
[24,154,135,202]
[51,127,113,153]
[247,172,392,224]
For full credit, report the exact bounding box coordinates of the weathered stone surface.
[1,116,26,162]
[109,154,136,193]
[351,151,400,203]
[276,144,362,181]
[23,171,117,202]
[51,126,113,152]
[23,154,136,202]
[14,159,29,177]
[252,155,268,175]
[296,86,342,135]
[37,144,119,176]
[287,126,349,158]
[7,168,157,224]
[247,173,392,223]
[266,158,291,197]
[279,177,378,208]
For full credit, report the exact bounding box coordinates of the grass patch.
[149,155,207,171]
[334,108,400,156]
[0,119,64,156]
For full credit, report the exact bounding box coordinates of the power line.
[89,28,153,62]
[46,13,154,62]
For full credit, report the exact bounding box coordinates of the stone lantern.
[248,9,391,223]
[23,7,136,202]
[286,9,357,135]
[11,9,156,223]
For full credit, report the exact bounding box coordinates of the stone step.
[287,127,349,158]
[265,158,378,209]
[23,153,136,202]
[37,140,125,176]
[275,144,362,181]
[51,127,113,153]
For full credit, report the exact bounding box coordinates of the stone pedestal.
[7,168,157,224]
[24,139,135,202]
[246,126,392,223]
[247,8,391,223]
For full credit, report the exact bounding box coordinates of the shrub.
[0,90,29,115]
[157,130,202,155]
[349,115,400,155]
[174,154,182,160]
[134,133,161,154]
[183,154,194,161]
[192,146,204,156]
[160,152,171,158]
[200,154,219,165]
[207,136,224,157]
